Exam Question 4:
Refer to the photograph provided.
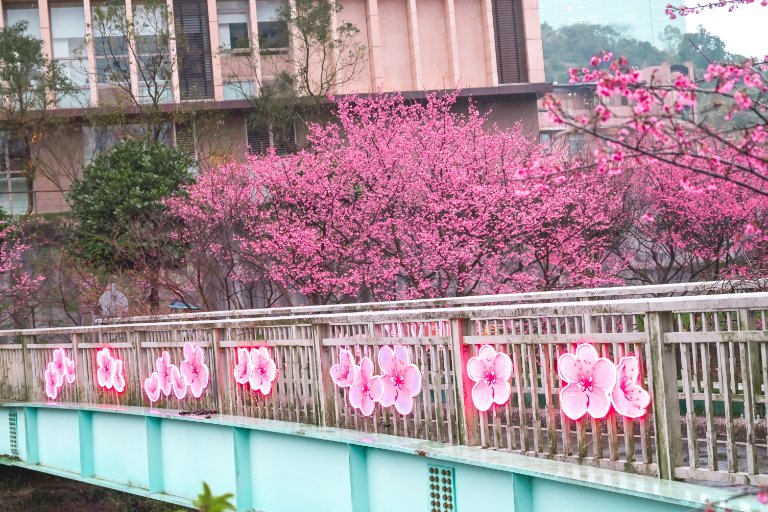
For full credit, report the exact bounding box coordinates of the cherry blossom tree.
[0,221,42,323]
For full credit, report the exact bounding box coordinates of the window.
[173,0,215,100]
[92,4,130,85]
[51,5,90,107]
[0,134,29,215]
[246,119,295,155]
[490,0,528,84]
[4,6,41,37]
[223,80,253,100]
[217,0,250,51]
[567,133,587,155]
[257,0,288,50]
[133,4,173,102]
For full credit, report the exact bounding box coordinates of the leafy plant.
[176,482,235,512]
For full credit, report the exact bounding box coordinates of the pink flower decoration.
[171,365,187,399]
[96,348,115,389]
[51,348,67,378]
[348,357,383,416]
[248,347,277,395]
[466,345,512,412]
[330,348,356,388]
[558,343,616,420]
[155,351,173,396]
[144,372,161,403]
[44,362,61,400]
[63,356,76,385]
[233,348,253,385]
[180,342,209,398]
[611,356,651,418]
[112,358,126,393]
[378,345,422,415]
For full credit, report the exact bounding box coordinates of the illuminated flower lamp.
[180,342,210,398]
[611,356,651,418]
[348,356,383,416]
[155,351,174,397]
[248,347,277,395]
[557,343,616,420]
[466,345,512,412]
[144,372,161,403]
[330,348,357,388]
[378,345,422,415]
[96,347,126,392]
[233,348,253,385]
[44,348,76,400]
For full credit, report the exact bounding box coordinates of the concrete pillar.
[405,0,422,90]
[522,0,544,83]
[37,0,52,59]
[364,0,383,91]
[443,0,460,87]
[82,0,99,106]
[166,0,182,103]
[480,0,498,86]
[207,0,224,100]
[246,0,263,88]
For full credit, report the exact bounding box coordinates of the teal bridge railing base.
[0,403,750,512]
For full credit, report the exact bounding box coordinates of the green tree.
[0,21,76,215]
[67,140,193,310]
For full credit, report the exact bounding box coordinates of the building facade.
[0,0,547,215]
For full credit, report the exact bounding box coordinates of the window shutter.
[173,0,214,99]
[247,125,271,155]
[175,122,198,159]
[491,0,528,84]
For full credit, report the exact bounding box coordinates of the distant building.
[537,62,694,152]
[539,0,685,49]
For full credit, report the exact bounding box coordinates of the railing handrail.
[3,288,768,338]
[97,279,766,325]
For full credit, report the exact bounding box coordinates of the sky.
[685,2,768,58]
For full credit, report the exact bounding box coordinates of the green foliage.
[67,140,194,272]
[177,482,235,512]
[542,22,744,83]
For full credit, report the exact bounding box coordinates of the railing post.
[212,326,230,415]
[133,330,145,407]
[20,334,31,402]
[450,317,480,446]
[71,333,81,403]
[313,322,335,427]
[647,311,682,480]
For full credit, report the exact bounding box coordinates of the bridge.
[1,282,767,511]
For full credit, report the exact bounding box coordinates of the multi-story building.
[539,0,685,49]
[0,0,548,215]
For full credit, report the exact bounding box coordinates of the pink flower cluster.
[233,347,277,395]
[144,342,210,403]
[558,343,651,421]
[96,347,126,393]
[44,348,76,400]
[466,345,513,412]
[330,345,422,416]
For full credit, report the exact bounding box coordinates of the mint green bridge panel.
[0,403,746,512]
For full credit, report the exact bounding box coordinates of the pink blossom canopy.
[348,357,383,416]
[611,356,651,418]
[330,348,357,388]
[378,345,422,415]
[180,342,210,398]
[248,347,277,395]
[144,372,161,403]
[466,345,512,412]
[558,343,616,420]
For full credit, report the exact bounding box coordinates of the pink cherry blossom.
[171,365,187,399]
[248,347,277,395]
[44,362,61,400]
[96,348,115,389]
[233,348,253,385]
[51,348,67,379]
[466,345,512,412]
[155,351,173,396]
[558,343,616,420]
[330,348,356,388]
[611,356,651,418]
[144,372,161,403]
[112,358,126,393]
[63,356,76,385]
[180,342,210,398]
[378,345,422,415]
[348,357,383,416]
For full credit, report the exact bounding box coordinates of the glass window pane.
[256,0,281,22]
[5,7,41,37]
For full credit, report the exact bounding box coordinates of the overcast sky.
[685,2,768,58]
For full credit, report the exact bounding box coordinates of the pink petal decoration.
[155,351,173,397]
[233,348,253,385]
[611,356,651,418]
[330,348,357,388]
[96,348,115,390]
[348,357,383,416]
[378,345,422,415]
[144,372,161,403]
[112,358,126,393]
[63,356,76,385]
[180,342,209,398]
[171,365,187,399]
[44,362,60,400]
[558,343,616,420]
[51,348,67,379]
[466,345,512,412]
[248,347,277,395]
